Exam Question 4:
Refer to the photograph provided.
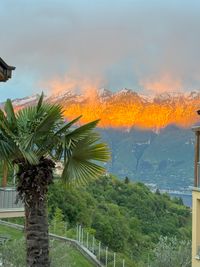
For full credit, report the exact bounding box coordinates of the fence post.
[81,227,84,245]
[54,221,56,233]
[86,232,89,248]
[64,222,67,236]
[148,253,150,267]
[98,241,101,261]
[76,224,79,241]
[92,236,95,253]
[123,259,125,267]
[113,252,116,267]
[79,225,82,243]
[105,247,108,267]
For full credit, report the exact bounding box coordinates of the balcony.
[0,188,24,218]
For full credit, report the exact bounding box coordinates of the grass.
[0,224,23,240]
[0,224,94,267]
[50,240,94,267]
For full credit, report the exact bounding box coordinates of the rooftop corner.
[0,57,15,82]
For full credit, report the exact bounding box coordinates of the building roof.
[192,126,200,132]
[0,57,15,82]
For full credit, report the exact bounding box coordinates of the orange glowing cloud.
[44,74,102,99]
[140,73,182,93]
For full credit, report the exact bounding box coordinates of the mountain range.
[3,88,200,189]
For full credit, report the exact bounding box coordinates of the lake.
[169,193,192,208]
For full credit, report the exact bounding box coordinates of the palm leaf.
[54,115,82,136]
[68,134,110,162]
[61,132,110,185]
[36,92,44,112]
[61,157,106,186]
[34,104,63,134]
[0,140,14,161]
[65,120,100,143]
[4,99,17,128]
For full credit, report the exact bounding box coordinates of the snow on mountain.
[5,88,200,113]
[12,95,40,106]
[187,90,200,100]
[98,88,113,99]
[153,92,186,103]
[116,88,135,95]
[48,90,78,104]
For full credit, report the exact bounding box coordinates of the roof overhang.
[0,57,15,82]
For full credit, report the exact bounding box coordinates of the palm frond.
[34,104,63,134]
[36,92,44,112]
[65,119,99,141]
[61,131,110,185]
[0,140,15,162]
[4,99,17,128]
[20,150,39,165]
[67,134,110,162]
[61,157,106,186]
[54,115,82,136]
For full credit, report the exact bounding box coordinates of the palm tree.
[1,161,8,187]
[0,93,110,267]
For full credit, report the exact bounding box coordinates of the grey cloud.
[1,0,200,97]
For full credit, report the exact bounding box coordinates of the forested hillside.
[48,175,191,266]
[99,126,194,189]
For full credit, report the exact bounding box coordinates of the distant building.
[192,126,200,267]
[0,57,15,82]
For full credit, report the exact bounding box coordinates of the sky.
[1,0,200,101]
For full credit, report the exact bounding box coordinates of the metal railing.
[0,188,23,209]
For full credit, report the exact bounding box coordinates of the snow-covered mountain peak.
[117,88,133,95]
[12,94,40,106]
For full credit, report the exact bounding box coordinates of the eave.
[0,57,15,82]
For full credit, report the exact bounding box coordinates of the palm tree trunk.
[16,158,55,267]
[25,196,50,267]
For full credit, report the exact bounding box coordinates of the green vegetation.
[0,225,94,267]
[48,175,192,266]
[0,94,109,266]
[152,236,191,267]
[0,224,23,240]
[1,175,191,266]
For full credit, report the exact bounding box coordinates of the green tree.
[152,236,191,267]
[50,207,66,236]
[124,176,130,184]
[0,93,110,267]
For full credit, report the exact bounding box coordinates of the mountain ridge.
[2,89,199,189]
[4,88,200,111]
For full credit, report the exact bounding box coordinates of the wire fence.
[76,224,127,267]
[50,222,127,267]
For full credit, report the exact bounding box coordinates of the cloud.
[0,0,200,100]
